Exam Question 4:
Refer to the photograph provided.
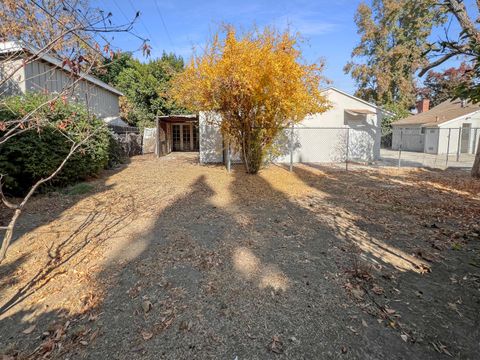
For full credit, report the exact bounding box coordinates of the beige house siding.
[24,59,120,118]
[0,57,26,96]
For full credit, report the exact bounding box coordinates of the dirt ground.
[0,153,479,359]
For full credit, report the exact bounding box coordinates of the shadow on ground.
[1,155,479,359]
[0,161,132,314]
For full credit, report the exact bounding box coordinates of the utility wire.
[110,0,148,44]
[124,0,161,49]
[153,0,176,52]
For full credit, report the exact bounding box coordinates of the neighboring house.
[199,87,387,164]
[392,99,480,155]
[0,41,124,124]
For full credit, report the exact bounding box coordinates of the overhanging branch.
[419,52,462,76]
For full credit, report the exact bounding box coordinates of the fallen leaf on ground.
[432,341,452,357]
[141,330,153,341]
[351,286,364,300]
[383,307,396,315]
[347,326,358,335]
[179,320,193,332]
[268,335,284,354]
[288,336,299,344]
[22,324,36,334]
[142,300,153,314]
[371,285,384,295]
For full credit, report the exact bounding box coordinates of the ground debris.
[268,335,284,354]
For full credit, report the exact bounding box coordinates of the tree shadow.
[0,162,130,246]
[1,159,477,359]
[287,162,480,357]
[0,197,135,315]
[0,162,133,313]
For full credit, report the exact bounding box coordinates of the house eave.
[0,41,124,97]
[321,87,393,115]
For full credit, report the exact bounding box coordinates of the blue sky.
[95,0,464,94]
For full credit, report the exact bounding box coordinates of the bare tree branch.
[0,0,150,261]
[0,128,98,262]
[419,51,463,76]
[445,0,480,40]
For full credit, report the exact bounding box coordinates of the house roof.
[322,87,391,114]
[393,99,480,127]
[0,41,123,96]
[103,116,129,127]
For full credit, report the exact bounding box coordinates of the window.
[421,127,425,134]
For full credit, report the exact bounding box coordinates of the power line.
[153,0,175,52]
[110,0,147,43]
[124,0,161,49]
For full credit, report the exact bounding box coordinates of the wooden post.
[155,117,160,158]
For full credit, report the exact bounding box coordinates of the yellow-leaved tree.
[171,26,330,174]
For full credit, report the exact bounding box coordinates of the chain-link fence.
[223,126,479,172]
[384,126,479,170]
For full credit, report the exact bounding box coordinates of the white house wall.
[393,114,480,155]
[392,126,426,152]
[437,114,480,154]
[198,89,383,164]
[24,60,120,119]
[274,89,381,163]
[199,112,224,163]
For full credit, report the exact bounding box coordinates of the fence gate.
[142,127,157,154]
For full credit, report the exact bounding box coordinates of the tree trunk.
[0,209,21,262]
[472,140,480,178]
[242,130,264,174]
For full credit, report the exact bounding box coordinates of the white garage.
[199,87,387,165]
[392,99,480,155]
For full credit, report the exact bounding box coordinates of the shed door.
[172,125,182,151]
[172,124,194,151]
[182,124,192,151]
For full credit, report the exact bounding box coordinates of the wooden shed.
[156,115,199,156]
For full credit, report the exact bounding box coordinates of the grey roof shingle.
[393,99,480,127]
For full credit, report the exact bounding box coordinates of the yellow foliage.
[171,25,330,173]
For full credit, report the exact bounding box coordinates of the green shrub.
[0,94,110,196]
[64,182,95,196]
[107,132,128,168]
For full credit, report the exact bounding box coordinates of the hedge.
[0,94,111,196]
